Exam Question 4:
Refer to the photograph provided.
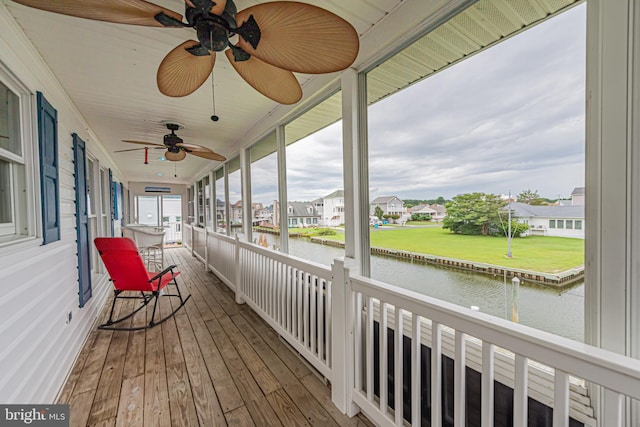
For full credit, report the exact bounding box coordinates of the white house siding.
[322,196,344,226]
[0,4,123,404]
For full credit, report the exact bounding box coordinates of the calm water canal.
[256,233,584,342]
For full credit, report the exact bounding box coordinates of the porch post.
[240,147,252,241]
[585,0,640,422]
[223,163,231,236]
[341,68,370,276]
[331,257,360,416]
[234,234,244,304]
[276,125,289,253]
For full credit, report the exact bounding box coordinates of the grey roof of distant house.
[288,202,319,217]
[324,190,344,199]
[571,187,585,196]
[371,196,402,204]
[411,204,436,213]
[509,202,584,219]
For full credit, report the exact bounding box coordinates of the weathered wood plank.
[224,405,255,426]
[183,286,244,412]
[298,374,360,427]
[68,389,96,427]
[57,327,100,403]
[231,311,299,387]
[283,381,340,427]
[87,299,134,425]
[266,388,311,427]
[173,311,227,427]
[244,396,285,427]
[88,417,116,427]
[239,307,311,379]
[144,303,170,427]
[72,327,114,395]
[166,363,199,427]
[115,374,144,427]
[219,314,281,395]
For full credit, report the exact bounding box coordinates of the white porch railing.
[162,221,182,244]
[194,229,640,426]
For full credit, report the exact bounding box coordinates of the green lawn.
[322,226,584,273]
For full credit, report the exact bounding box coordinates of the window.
[0,73,35,244]
[100,167,110,237]
[215,168,225,233]
[566,219,573,229]
[196,178,204,226]
[250,132,280,249]
[227,157,241,236]
[549,220,556,229]
[557,219,565,229]
[575,220,582,230]
[203,175,211,229]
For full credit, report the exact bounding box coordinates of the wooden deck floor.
[57,247,373,427]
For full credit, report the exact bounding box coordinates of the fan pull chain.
[174,161,177,178]
[210,29,219,122]
[210,68,219,121]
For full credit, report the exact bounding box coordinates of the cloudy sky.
[245,4,586,205]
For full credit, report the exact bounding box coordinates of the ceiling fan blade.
[225,49,302,105]
[175,143,225,161]
[184,0,227,15]
[12,0,183,27]
[122,140,165,147]
[187,149,227,162]
[236,2,359,74]
[157,40,215,97]
[114,148,147,153]
[175,142,210,152]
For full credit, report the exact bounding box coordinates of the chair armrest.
[148,264,178,282]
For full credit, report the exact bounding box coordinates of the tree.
[517,189,546,205]
[436,196,446,205]
[374,206,384,220]
[442,192,507,236]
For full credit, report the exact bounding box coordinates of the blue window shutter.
[37,92,60,245]
[108,169,114,236]
[73,134,92,307]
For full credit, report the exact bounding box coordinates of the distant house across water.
[370,196,405,217]
[510,202,584,238]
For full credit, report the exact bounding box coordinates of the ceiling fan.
[11,0,360,105]
[116,123,226,162]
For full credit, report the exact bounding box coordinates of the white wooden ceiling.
[2,0,580,184]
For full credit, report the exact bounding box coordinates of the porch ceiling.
[2,0,579,184]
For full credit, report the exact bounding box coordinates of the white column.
[240,148,252,241]
[342,68,370,276]
[330,257,360,416]
[223,163,230,237]
[234,234,244,304]
[585,0,640,422]
[277,125,289,253]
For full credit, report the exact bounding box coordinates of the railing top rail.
[350,274,640,400]
[236,238,333,278]
[205,229,236,244]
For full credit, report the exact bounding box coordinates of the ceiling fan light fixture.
[165,149,186,161]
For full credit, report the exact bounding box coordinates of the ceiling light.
[156,172,164,177]
[158,156,166,161]
[165,149,186,161]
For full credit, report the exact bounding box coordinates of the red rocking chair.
[94,237,190,331]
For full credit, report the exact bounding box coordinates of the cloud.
[251,4,586,204]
